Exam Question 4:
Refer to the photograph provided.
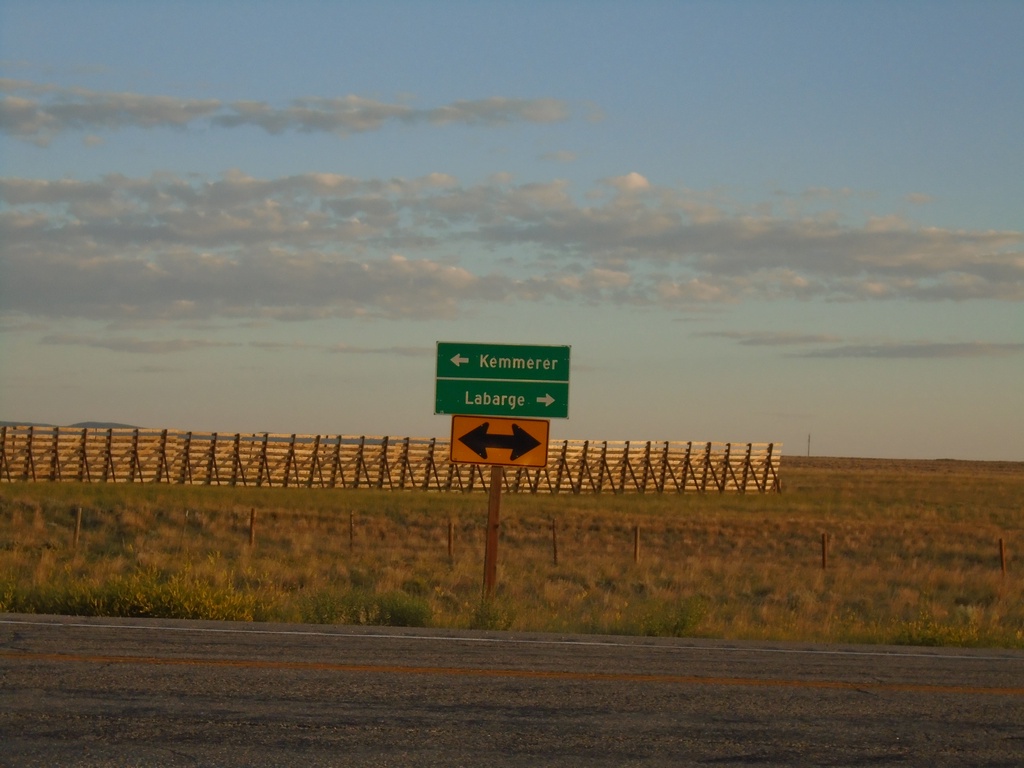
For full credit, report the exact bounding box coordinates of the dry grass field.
[1,456,1022,647]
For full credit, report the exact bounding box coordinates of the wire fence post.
[551,519,558,566]
[73,507,83,550]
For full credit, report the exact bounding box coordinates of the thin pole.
[633,524,641,564]
[483,466,503,597]
[349,510,354,551]
[73,507,83,549]
[448,519,455,560]
[248,507,257,548]
[821,532,828,570]
[551,519,558,566]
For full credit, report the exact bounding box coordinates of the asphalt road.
[2,614,1023,767]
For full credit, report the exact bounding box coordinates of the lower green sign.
[435,379,569,418]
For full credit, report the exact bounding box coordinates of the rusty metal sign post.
[449,416,550,598]
[484,466,503,597]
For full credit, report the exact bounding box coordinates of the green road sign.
[435,342,570,418]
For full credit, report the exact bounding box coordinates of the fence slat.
[0,426,782,494]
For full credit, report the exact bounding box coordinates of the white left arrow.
[450,353,469,367]
[536,393,555,407]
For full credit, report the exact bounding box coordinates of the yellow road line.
[3,650,1023,696]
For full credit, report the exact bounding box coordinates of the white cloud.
[1,171,1022,326]
[695,331,844,346]
[40,333,241,354]
[695,331,1024,359]
[0,80,573,144]
[421,97,568,126]
[605,172,651,194]
[0,79,221,145]
[799,342,1024,359]
[325,344,431,357]
[541,150,577,164]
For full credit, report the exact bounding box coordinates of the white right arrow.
[536,393,555,407]
[450,353,469,367]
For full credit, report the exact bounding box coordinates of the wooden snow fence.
[0,426,781,494]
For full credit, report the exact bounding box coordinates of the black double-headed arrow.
[458,422,541,461]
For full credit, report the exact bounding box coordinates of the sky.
[1,0,1022,461]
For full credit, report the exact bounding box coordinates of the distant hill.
[68,421,140,429]
[0,421,139,429]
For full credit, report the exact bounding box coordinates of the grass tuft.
[299,588,431,627]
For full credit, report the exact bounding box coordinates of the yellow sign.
[449,415,549,468]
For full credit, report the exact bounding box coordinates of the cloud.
[1,171,1022,325]
[247,340,325,352]
[325,344,431,357]
[419,97,568,126]
[694,331,1024,359]
[0,80,220,145]
[797,342,1024,359]
[40,333,241,354]
[0,80,572,144]
[694,331,844,346]
[540,150,577,164]
[249,340,432,357]
[604,172,651,194]
[132,364,174,374]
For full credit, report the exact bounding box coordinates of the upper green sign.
[435,342,570,418]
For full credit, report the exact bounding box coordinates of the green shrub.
[0,568,275,622]
[615,596,708,637]
[373,590,432,627]
[469,597,516,631]
[299,590,349,625]
[299,588,431,627]
[889,608,982,648]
